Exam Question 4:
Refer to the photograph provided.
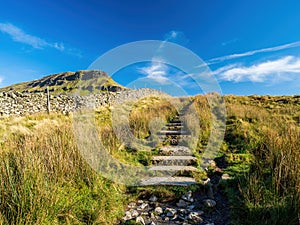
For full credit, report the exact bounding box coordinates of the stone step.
[159,146,194,156]
[171,120,182,123]
[139,176,197,186]
[158,130,189,135]
[152,156,198,166]
[159,136,191,144]
[149,165,198,172]
[149,165,198,177]
[164,125,184,130]
[166,123,183,126]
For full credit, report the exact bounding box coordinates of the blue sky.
[0,0,300,95]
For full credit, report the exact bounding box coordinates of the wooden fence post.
[47,86,50,114]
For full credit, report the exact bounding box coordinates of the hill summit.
[0,70,124,94]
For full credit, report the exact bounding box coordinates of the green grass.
[1,94,299,224]
[0,96,177,224]
[221,96,300,225]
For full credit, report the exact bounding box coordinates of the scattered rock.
[176,199,189,208]
[131,209,139,218]
[136,216,145,225]
[128,202,136,209]
[137,203,148,211]
[149,195,158,202]
[154,207,163,215]
[203,199,217,208]
[122,211,132,221]
[187,211,203,223]
[182,190,194,203]
[165,208,177,217]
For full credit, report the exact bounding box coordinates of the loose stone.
[136,216,145,225]
[203,199,217,208]
[149,195,158,202]
[154,207,163,215]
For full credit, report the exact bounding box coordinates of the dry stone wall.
[0,88,168,117]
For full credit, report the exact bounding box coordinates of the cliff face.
[0,70,124,94]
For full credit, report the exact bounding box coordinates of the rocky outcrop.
[0,70,124,93]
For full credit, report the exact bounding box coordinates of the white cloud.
[208,41,300,64]
[138,30,191,85]
[139,60,170,84]
[164,30,180,41]
[0,76,3,85]
[0,22,64,51]
[216,56,300,82]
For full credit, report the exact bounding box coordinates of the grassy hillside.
[0,94,299,224]
[193,95,300,225]
[0,96,177,225]
[0,70,124,94]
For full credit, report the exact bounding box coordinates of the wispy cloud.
[164,30,180,41]
[139,59,170,84]
[0,76,3,85]
[215,56,300,83]
[139,30,188,84]
[0,22,66,52]
[0,22,64,51]
[208,41,300,64]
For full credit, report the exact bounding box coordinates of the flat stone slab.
[149,165,198,172]
[164,126,184,130]
[152,155,197,161]
[159,146,194,156]
[139,176,197,186]
[166,122,183,126]
[152,156,198,166]
[158,130,189,135]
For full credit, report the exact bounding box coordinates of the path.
[140,108,198,186]
[120,103,230,225]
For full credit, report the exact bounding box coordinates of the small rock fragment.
[122,211,132,221]
[128,202,136,209]
[182,190,194,203]
[137,203,148,211]
[136,216,145,225]
[154,207,163,215]
[187,211,203,223]
[186,205,195,210]
[165,208,177,217]
[149,195,158,202]
[131,209,139,218]
[176,199,189,208]
[203,199,217,208]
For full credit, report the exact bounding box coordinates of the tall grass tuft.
[0,116,125,224]
[224,96,300,225]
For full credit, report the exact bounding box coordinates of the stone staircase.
[121,104,231,225]
[140,106,199,186]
